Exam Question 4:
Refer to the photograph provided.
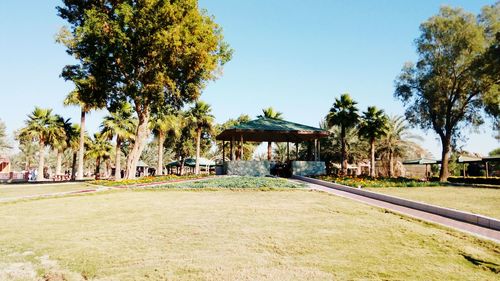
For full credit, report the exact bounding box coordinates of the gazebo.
[402,158,439,179]
[216,117,329,176]
[458,155,500,178]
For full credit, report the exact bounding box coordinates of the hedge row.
[446,177,500,186]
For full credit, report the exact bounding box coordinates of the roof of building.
[458,155,500,163]
[216,117,329,142]
[402,158,440,165]
[167,157,216,167]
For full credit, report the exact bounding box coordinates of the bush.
[315,176,443,188]
[90,174,209,187]
[154,176,304,189]
[447,177,500,186]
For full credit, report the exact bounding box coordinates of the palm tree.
[378,115,423,177]
[51,116,73,176]
[86,132,112,180]
[150,112,181,176]
[359,106,389,177]
[101,102,137,180]
[18,107,65,181]
[63,90,104,180]
[326,94,359,175]
[187,101,214,175]
[258,107,284,160]
[68,124,82,180]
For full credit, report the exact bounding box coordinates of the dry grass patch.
[365,186,500,219]
[0,189,498,280]
[0,183,92,200]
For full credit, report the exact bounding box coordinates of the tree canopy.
[394,5,499,181]
[57,0,232,178]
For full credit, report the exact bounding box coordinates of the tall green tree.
[63,89,105,180]
[18,108,65,181]
[377,116,423,177]
[0,119,11,154]
[101,102,137,180]
[186,101,214,174]
[86,132,112,180]
[359,106,389,177]
[150,112,181,176]
[57,0,232,179]
[394,6,499,181]
[258,107,284,160]
[326,94,359,175]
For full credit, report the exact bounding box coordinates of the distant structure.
[0,156,10,173]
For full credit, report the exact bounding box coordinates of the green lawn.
[0,189,498,280]
[365,186,500,219]
[0,183,92,200]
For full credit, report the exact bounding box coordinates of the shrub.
[315,176,443,188]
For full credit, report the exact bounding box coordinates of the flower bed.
[154,176,305,190]
[90,174,210,187]
[315,176,443,188]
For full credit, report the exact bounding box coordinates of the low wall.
[294,175,500,231]
[292,161,326,176]
[224,161,270,177]
[0,172,28,183]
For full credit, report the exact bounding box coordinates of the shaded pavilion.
[216,117,329,168]
[458,155,500,178]
[402,158,440,179]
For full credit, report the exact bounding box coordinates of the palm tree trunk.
[370,138,375,177]
[341,126,347,176]
[77,108,86,180]
[37,141,45,181]
[439,135,452,182]
[195,128,201,175]
[115,138,122,180]
[157,131,165,176]
[267,142,272,161]
[71,152,77,180]
[55,150,63,176]
[95,157,100,180]
[389,150,394,178]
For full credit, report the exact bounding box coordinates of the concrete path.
[301,180,500,243]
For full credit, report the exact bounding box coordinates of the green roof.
[403,158,439,165]
[216,117,329,142]
[167,157,216,167]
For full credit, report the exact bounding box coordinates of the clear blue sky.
[0,0,497,158]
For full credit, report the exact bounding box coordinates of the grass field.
[0,189,498,280]
[365,186,500,219]
[0,183,92,200]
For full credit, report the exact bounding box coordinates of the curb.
[293,175,500,231]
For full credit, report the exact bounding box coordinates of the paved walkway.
[301,180,500,243]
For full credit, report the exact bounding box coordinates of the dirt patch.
[0,262,38,280]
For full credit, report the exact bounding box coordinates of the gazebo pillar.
[230,137,234,161]
[240,135,244,160]
[287,142,290,161]
[295,143,299,160]
[317,140,321,161]
[314,140,318,161]
[222,141,225,163]
[267,141,272,161]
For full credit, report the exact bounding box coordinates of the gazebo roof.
[167,157,216,167]
[403,158,439,165]
[216,117,329,142]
